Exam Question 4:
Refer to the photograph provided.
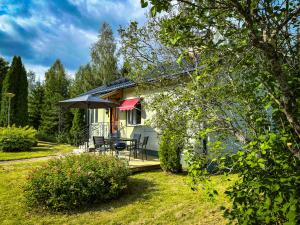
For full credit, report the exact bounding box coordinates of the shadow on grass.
[74,177,157,214]
[30,177,157,215]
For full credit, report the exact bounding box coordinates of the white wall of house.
[93,87,161,151]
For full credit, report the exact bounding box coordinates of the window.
[89,109,98,123]
[127,103,141,125]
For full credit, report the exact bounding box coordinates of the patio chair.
[128,133,141,161]
[93,136,109,154]
[140,136,149,160]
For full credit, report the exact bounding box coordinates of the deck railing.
[75,122,122,149]
[89,122,111,138]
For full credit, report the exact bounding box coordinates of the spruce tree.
[91,22,118,85]
[70,109,86,145]
[40,60,72,136]
[28,81,44,129]
[0,57,9,114]
[0,56,28,126]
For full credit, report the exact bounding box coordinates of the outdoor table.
[105,137,137,158]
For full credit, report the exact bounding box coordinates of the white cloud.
[68,0,147,24]
[26,63,76,81]
[0,15,17,36]
[25,64,49,81]
[0,0,148,82]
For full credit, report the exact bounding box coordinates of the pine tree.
[91,22,118,85]
[0,57,9,114]
[28,81,44,129]
[0,56,28,126]
[40,60,72,136]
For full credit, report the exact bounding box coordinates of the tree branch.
[276,5,300,32]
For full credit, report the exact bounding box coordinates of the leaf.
[176,54,184,64]
[284,203,297,225]
[140,0,148,8]
[151,6,157,17]
[170,34,181,45]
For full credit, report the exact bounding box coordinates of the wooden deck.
[112,151,161,173]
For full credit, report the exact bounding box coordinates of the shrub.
[55,132,71,144]
[36,130,56,142]
[223,132,300,224]
[0,126,37,152]
[25,154,130,211]
[159,129,183,173]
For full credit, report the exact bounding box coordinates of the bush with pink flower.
[25,154,130,211]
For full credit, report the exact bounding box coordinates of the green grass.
[0,160,236,225]
[0,142,74,161]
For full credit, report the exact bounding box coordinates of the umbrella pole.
[109,107,113,136]
[87,107,89,150]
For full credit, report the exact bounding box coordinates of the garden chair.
[93,136,109,154]
[128,133,141,161]
[140,136,149,160]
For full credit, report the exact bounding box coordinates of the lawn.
[0,142,74,161]
[0,160,235,225]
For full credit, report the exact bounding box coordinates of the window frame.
[126,103,142,126]
[89,109,98,124]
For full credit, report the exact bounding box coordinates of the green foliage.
[40,60,72,136]
[36,131,56,142]
[133,1,300,224]
[144,0,300,144]
[0,126,37,152]
[25,154,130,211]
[28,81,44,130]
[69,65,93,146]
[55,131,71,144]
[0,56,28,126]
[70,109,86,145]
[159,129,183,173]
[224,132,300,224]
[0,56,9,113]
[91,22,118,85]
[70,64,94,97]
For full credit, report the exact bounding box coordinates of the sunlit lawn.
[0,141,74,161]
[0,160,236,225]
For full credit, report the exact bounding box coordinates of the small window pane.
[136,104,141,124]
[95,109,98,123]
[91,109,94,123]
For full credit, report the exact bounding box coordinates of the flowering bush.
[25,154,130,211]
[0,126,37,152]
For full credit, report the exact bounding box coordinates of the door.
[111,107,118,134]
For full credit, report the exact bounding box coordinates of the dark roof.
[79,78,136,96]
[79,61,197,97]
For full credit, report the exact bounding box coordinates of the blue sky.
[0,0,147,80]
